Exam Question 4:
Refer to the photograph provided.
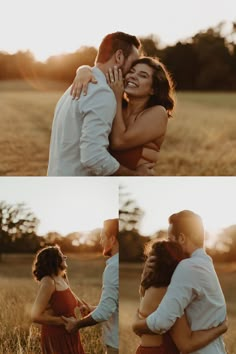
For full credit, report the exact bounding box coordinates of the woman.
[31,245,85,354]
[72,57,175,171]
[135,240,227,354]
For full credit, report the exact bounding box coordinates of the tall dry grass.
[0,81,235,175]
[120,262,236,354]
[0,253,106,354]
[157,92,236,175]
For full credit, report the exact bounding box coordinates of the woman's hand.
[218,317,228,334]
[106,66,124,101]
[70,65,97,99]
[78,299,95,317]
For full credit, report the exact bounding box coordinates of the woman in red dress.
[31,245,85,354]
[135,240,227,354]
[71,56,175,173]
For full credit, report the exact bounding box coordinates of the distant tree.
[163,42,198,90]
[119,185,150,261]
[139,35,161,57]
[119,185,144,232]
[151,229,168,240]
[0,201,39,260]
[215,225,236,262]
[45,46,97,82]
[44,231,63,245]
[119,229,149,262]
[85,228,102,252]
[192,28,232,90]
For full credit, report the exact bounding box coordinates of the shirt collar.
[191,248,205,257]
[93,66,107,84]
[106,252,119,265]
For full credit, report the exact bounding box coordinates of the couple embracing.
[31,219,119,354]
[131,210,227,354]
[47,31,175,176]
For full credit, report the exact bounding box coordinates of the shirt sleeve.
[91,263,118,322]
[146,259,199,333]
[79,86,120,176]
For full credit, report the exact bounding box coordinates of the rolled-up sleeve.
[91,263,118,322]
[146,260,196,333]
[79,87,120,176]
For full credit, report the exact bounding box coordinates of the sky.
[0,177,119,235]
[1,0,235,61]
[120,177,236,243]
[1,177,236,242]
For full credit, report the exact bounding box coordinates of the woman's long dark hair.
[32,245,65,281]
[140,240,186,294]
[124,57,176,117]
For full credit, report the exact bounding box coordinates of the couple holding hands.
[31,211,227,354]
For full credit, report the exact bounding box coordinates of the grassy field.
[0,80,236,176]
[120,262,236,354]
[0,253,107,354]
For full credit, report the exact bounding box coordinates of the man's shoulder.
[85,69,115,96]
[173,258,198,276]
[104,260,118,279]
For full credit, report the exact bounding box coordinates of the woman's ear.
[149,88,155,96]
[115,49,125,65]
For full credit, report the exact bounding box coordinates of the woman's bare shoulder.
[139,105,168,121]
[140,287,168,316]
[40,276,55,288]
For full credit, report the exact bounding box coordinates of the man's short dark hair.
[96,31,141,63]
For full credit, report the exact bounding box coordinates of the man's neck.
[189,246,204,256]
[96,61,116,76]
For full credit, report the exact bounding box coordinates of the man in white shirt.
[133,210,227,354]
[63,219,119,354]
[47,32,153,176]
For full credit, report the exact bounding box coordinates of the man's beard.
[103,247,112,257]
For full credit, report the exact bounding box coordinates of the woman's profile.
[31,245,85,354]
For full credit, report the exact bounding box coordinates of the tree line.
[0,21,236,90]
[119,186,236,263]
[1,195,236,263]
[0,201,102,261]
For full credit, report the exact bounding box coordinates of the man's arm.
[63,313,98,333]
[80,88,154,176]
[64,262,118,333]
[91,262,118,322]
[171,315,228,353]
[79,87,120,176]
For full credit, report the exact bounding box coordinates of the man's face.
[168,224,190,256]
[121,45,140,76]
[100,227,113,257]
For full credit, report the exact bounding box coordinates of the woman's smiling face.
[124,63,154,97]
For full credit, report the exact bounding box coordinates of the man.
[63,218,119,354]
[133,210,227,354]
[47,31,153,176]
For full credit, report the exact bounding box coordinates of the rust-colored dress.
[109,147,143,170]
[41,288,84,354]
[136,332,180,354]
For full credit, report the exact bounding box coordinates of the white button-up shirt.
[146,248,227,354]
[91,253,119,349]
[47,67,120,176]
